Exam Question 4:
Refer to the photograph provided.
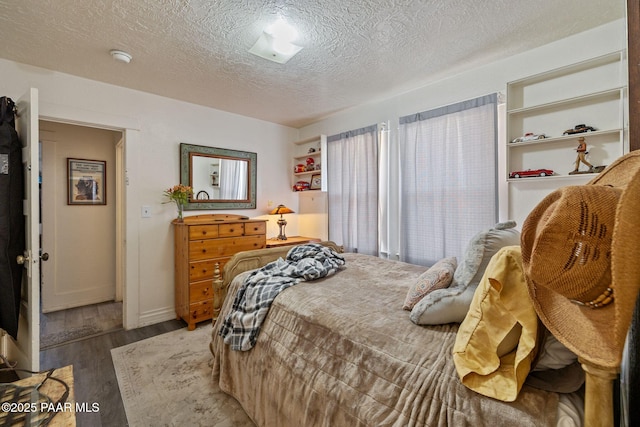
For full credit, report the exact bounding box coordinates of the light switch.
[141,205,152,218]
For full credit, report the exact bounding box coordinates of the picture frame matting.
[67,158,107,205]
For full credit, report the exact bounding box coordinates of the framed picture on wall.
[67,158,107,205]
[310,174,322,190]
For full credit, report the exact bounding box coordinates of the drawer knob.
[203,287,209,294]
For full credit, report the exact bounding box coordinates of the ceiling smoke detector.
[110,49,132,63]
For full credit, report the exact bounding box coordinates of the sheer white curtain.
[327,125,378,255]
[219,159,248,199]
[398,94,497,266]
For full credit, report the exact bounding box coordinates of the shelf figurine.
[569,136,594,175]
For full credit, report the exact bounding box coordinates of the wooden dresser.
[173,214,267,330]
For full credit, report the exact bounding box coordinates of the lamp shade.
[270,204,294,240]
[270,204,295,215]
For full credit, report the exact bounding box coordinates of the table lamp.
[270,204,295,240]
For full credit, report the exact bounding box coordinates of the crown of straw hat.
[521,151,640,368]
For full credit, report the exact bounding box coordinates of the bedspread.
[219,243,345,350]
[211,253,560,427]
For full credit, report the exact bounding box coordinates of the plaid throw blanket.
[219,243,345,351]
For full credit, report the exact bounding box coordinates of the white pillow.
[410,221,521,325]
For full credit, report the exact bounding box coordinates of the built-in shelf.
[506,50,628,226]
[291,135,326,192]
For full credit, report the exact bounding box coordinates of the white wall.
[298,19,628,227]
[0,59,299,327]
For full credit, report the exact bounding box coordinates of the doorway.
[39,121,124,347]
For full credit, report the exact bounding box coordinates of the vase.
[176,202,184,222]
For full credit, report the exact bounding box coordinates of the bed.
[210,241,585,426]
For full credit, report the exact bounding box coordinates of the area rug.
[111,325,254,427]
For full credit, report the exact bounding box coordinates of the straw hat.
[521,151,640,368]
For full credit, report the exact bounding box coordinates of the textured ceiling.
[0,0,625,128]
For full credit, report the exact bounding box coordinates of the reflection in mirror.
[180,143,257,210]
[190,155,248,200]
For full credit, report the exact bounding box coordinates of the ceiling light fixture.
[110,49,132,63]
[249,18,302,64]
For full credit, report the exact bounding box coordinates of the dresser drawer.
[189,259,228,282]
[188,300,213,324]
[218,223,244,237]
[245,222,266,236]
[189,280,213,303]
[189,235,266,261]
[189,225,219,240]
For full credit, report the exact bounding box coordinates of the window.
[397,94,498,266]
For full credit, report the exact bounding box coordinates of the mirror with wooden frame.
[180,143,257,210]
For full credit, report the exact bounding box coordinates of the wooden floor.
[40,318,186,426]
[40,301,124,349]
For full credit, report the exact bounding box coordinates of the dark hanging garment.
[0,96,25,339]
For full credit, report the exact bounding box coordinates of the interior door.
[6,88,40,372]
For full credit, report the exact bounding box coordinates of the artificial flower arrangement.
[163,184,193,220]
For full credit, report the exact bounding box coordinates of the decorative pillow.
[410,221,520,325]
[402,257,457,310]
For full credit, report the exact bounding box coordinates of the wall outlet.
[141,205,152,218]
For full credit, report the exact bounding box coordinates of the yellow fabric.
[453,245,539,402]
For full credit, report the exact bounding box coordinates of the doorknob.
[17,252,49,265]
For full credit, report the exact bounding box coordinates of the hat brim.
[588,150,640,187]
[591,150,640,367]
[525,277,617,366]
[609,155,640,366]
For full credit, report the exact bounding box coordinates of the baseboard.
[137,307,176,328]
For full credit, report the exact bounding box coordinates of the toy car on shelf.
[510,132,547,143]
[293,181,310,191]
[563,124,596,135]
[509,168,554,178]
